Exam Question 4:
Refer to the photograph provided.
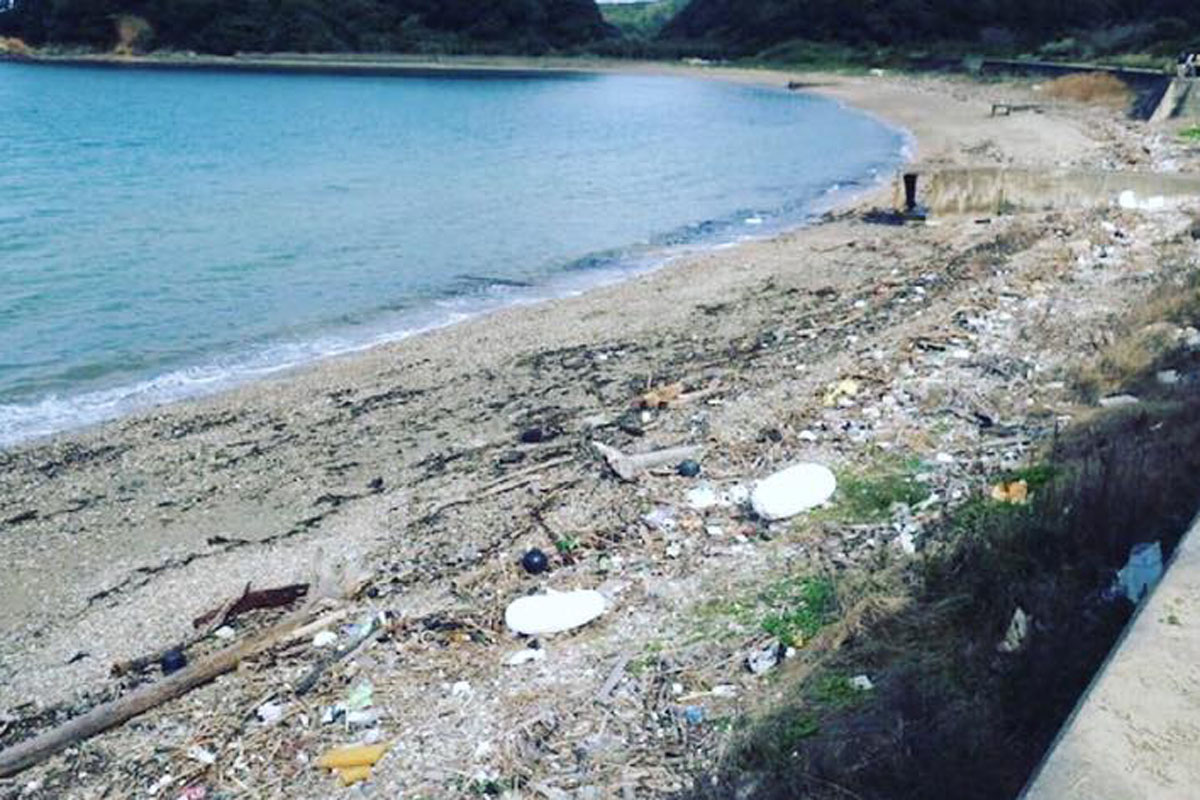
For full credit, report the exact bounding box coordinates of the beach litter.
[751,463,837,521]
[521,548,550,575]
[823,379,862,407]
[1114,542,1164,603]
[505,590,607,636]
[312,630,337,648]
[990,479,1029,505]
[676,459,702,478]
[504,648,547,667]
[997,608,1031,654]
[686,485,720,511]
[746,640,786,675]
[316,742,390,787]
[160,649,187,675]
[642,506,678,531]
[594,441,702,482]
[850,675,875,692]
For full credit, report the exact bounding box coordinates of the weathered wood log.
[593,442,701,482]
[0,608,313,778]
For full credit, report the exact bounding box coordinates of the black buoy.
[161,648,187,675]
[521,548,550,575]
[677,459,702,478]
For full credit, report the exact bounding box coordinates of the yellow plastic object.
[822,379,861,407]
[316,743,390,769]
[336,765,373,786]
[990,480,1029,505]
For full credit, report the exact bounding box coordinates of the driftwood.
[109,582,309,677]
[426,454,574,518]
[0,607,314,778]
[593,442,701,482]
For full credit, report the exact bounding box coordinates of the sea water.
[0,63,904,446]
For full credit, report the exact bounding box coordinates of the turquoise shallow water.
[0,63,904,446]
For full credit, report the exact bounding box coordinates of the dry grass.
[1072,277,1200,401]
[1042,72,1133,108]
[0,37,32,57]
[114,15,153,56]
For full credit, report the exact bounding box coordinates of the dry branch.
[593,442,701,482]
[0,608,315,778]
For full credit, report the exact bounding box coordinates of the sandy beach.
[1,62,1196,798]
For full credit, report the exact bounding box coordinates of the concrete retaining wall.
[898,168,1200,216]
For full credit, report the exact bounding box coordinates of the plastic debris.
[336,765,372,786]
[186,745,216,766]
[317,743,389,769]
[504,648,547,666]
[723,484,750,506]
[160,649,187,676]
[677,459,702,478]
[850,675,874,692]
[345,710,381,728]
[997,607,1031,654]
[683,706,705,725]
[751,463,837,520]
[1115,542,1164,603]
[990,480,1029,505]
[256,702,285,725]
[312,630,338,648]
[344,681,374,711]
[213,626,236,641]
[521,548,550,575]
[505,590,607,636]
[686,485,720,511]
[520,427,554,444]
[637,383,683,409]
[641,506,678,531]
[746,640,785,675]
[1157,369,1180,385]
[822,378,861,407]
[316,742,390,787]
[176,788,207,800]
[1098,394,1139,408]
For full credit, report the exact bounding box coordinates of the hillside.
[0,0,611,55]
[599,0,686,39]
[659,0,1200,61]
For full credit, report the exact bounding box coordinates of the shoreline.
[0,56,910,450]
[1,61,1168,797]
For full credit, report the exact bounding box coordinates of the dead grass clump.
[0,37,32,57]
[1042,72,1133,108]
[113,15,154,56]
[1072,277,1200,401]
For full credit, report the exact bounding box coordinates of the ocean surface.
[0,62,905,446]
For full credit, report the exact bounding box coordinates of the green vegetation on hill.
[599,0,686,39]
[0,0,612,55]
[659,0,1200,63]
